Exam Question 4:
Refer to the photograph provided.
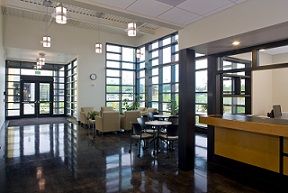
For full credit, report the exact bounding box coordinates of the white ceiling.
[2,0,248,64]
[75,0,247,27]
[3,0,248,33]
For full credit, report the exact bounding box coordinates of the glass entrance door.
[20,80,53,117]
[39,83,51,115]
[22,82,36,116]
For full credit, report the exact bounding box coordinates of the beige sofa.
[96,111,120,134]
[80,107,95,126]
[120,110,141,131]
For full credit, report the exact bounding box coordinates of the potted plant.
[123,95,143,111]
[168,100,178,115]
[88,111,98,120]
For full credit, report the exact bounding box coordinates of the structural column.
[178,48,195,171]
[207,56,220,161]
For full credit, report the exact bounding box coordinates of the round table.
[145,120,172,156]
[153,114,171,121]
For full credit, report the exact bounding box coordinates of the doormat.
[8,117,69,126]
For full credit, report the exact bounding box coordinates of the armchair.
[120,110,141,131]
[138,107,158,116]
[80,107,95,126]
[100,106,114,116]
[96,111,120,134]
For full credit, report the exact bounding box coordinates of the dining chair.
[159,124,178,152]
[168,115,178,125]
[129,122,154,157]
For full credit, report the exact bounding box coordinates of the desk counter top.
[199,114,288,137]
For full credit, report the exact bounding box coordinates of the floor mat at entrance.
[8,117,69,126]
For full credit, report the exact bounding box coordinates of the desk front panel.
[215,126,280,173]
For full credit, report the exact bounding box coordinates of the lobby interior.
[1,0,288,192]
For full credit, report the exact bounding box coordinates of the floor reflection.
[6,123,71,161]
[1,119,269,193]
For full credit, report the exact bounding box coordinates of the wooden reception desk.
[199,114,288,175]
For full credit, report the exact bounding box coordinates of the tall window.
[105,44,136,112]
[66,59,78,117]
[195,56,208,126]
[136,46,146,107]
[53,66,65,115]
[105,33,178,114]
[145,33,179,114]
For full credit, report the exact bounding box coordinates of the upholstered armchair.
[120,110,141,131]
[96,111,120,134]
[80,107,95,126]
[138,107,147,116]
[138,107,158,116]
[100,106,114,116]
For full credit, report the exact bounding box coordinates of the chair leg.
[137,140,141,157]
[129,137,132,153]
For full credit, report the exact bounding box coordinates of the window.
[106,44,136,112]
[66,60,78,117]
[195,57,208,126]
[136,46,146,107]
[220,56,251,115]
[142,33,178,114]
[106,33,178,114]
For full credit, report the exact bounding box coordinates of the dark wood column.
[207,55,220,161]
[178,48,195,171]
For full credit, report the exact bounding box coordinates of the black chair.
[139,116,157,135]
[148,112,155,121]
[148,111,159,121]
[129,122,154,157]
[159,124,178,152]
[142,115,149,123]
[168,115,178,125]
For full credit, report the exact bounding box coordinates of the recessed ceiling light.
[232,41,240,46]
[259,49,266,52]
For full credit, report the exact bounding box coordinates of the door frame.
[20,75,54,118]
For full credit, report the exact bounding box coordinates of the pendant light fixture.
[42,36,51,48]
[136,49,142,59]
[95,14,102,54]
[41,1,52,48]
[55,3,67,24]
[95,43,102,54]
[127,22,136,37]
[38,53,46,66]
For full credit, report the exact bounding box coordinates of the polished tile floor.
[0,119,285,193]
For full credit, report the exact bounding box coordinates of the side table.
[88,119,96,138]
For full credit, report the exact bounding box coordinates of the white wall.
[259,52,273,66]
[0,6,6,127]
[179,0,288,49]
[4,16,137,119]
[252,67,288,115]
[272,68,288,112]
[252,70,273,115]
[272,53,288,64]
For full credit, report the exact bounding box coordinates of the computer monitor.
[273,105,282,118]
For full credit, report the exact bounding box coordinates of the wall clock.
[90,73,97,80]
